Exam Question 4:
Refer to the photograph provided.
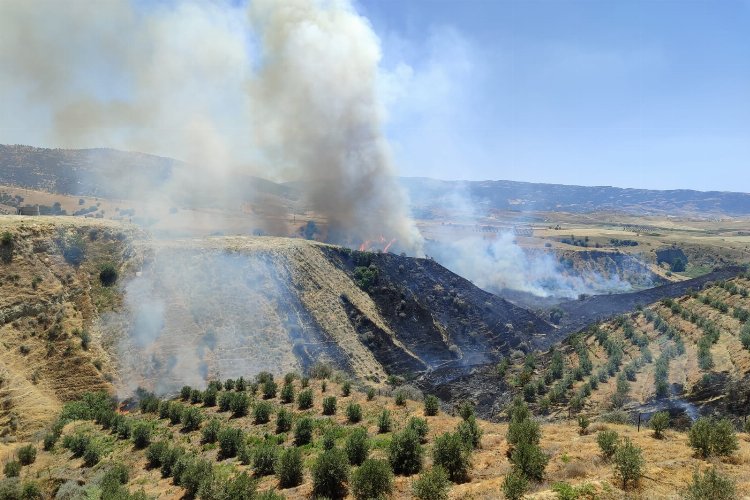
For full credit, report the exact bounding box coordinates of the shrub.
[323,396,337,416]
[253,442,280,476]
[236,377,247,392]
[262,379,278,399]
[114,415,132,439]
[366,387,375,401]
[345,427,370,466]
[132,422,151,449]
[190,389,203,404]
[4,461,20,478]
[276,447,304,488]
[221,472,258,500]
[685,467,736,500]
[168,402,184,425]
[224,379,235,391]
[181,457,214,498]
[202,418,221,444]
[394,391,406,406]
[341,381,351,397]
[181,406,202,431]
[180,386,192,401]
[294,417,314,446]
[502,470,529,500]
[456,416,482,449]
[254,401,273,424]
[101,462,129,490]
[82,441,102,467]
[312,448,350,499]
[346,402,362,423]
[407,417,430,444]
[280,383,294,404]
[458,402,475,421]
[231,393,250,418]
[218,427,244,458]
[432,432,471,483]
[138,392,160,414]
[146,441,168,468]
[510,441,548,481]
[351,459,393,500]
[424,395,439,416]
[597,430,619,459]
[577,415,590,435]
[20,481,43,500]
[711,418,739,456]
[99,263,118,286]
[507,418,540,449]
[378,409,392,433]
[16,445,36,466]
[276,408,292,434]
[650,411,670,439]
[297,388,314,410]
[256,372,274,385]
[389,428,423,475]
[80,330,91,350]
[62,433,91,457]
[413,466,450,500]
[613,438,644,490]
[322,429,337,450]
[160,446,185,478]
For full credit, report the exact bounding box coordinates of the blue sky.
[357,0,750,191]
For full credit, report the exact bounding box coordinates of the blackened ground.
[547,266,747,348]
[324,248,554,377]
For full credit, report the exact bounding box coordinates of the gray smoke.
[0,0,423,252]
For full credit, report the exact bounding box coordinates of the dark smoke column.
[249,0,423,254]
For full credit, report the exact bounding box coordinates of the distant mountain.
[3,145,750,216]
[399,177,750,216]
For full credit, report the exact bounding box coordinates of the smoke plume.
[0,0,422,251]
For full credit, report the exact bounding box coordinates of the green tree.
[351,459,393,500]
[312,448,350,499]
[613,438,644,490]
[432,432,472,483]
[388,428,423,476]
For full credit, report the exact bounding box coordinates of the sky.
[358,0,750,191]
[1,0,748,193]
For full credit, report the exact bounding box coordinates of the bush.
[577,415,590,435]
[366,387,375,401]
[502,470,529,500]
[276,408,292,434]
[203,388,217,407]
[280,383,294,404]
[82,441,102,467]
[218,427,244,458]
[276,447,304,488]
[160,446,185,478]
[424,395,439,416]
[253,442,280,476]
[378,409,392,433]
[168,402,184,425]
[412,466,450,500]
[180,386,192,401]
[323,396,337,416]
[254,401,273,424]
[100,462,129,492]
[613,438,644,489]
[345,427,370,465]
[650,411,670,439]
[312,448,350,499]
[689,417,738,458]
[16,445,36,466]
[99,263,118,286]
[389,428,423,476]
[132,422,151,449]
[262,379,278,399]
[20,481,43,500]
[146,441,168,468]
[685,467,736,500]
[181,457,214,498]
[202,418,221,444]
[181,406,202,431]
[236,377,247,392]
[3,461,20,478]
[507,418,540,449]
[597,430,619,459]
[346,402,362,423]
[294,417,314,446]
[394,391,406,406]
[432,432,471,483]
[297,388,313,410]
[189,389,203,404]
[711,418,739,456]
[220,472,258,500]
[407,417,430,444]
[510,441,548,482]
[114,415,132,439]
[231,393,250,418]
[341,381,351,397]
[351,459,393,500]
[457,416,482,449]
[62,433,91,457]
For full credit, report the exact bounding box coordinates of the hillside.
[1,376,749,499]
[0,216,551,440]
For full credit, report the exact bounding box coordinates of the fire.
[358,236,397,253]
